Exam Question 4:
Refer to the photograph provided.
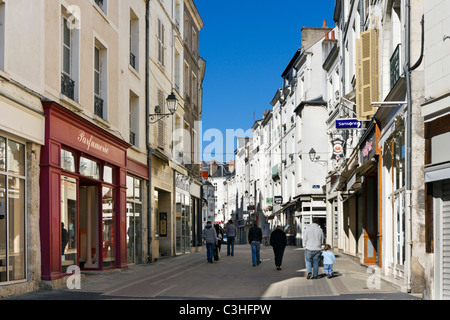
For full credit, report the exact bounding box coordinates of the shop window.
[126,176,142,264]
[61,149,76,172]
[0,136,26,283]
[103,165,114,184]
[61,176,77,273]
[102,186,115,268]
[80,156,100,179]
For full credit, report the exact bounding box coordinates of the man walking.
[248,222,262,266]
[270,225,287,270]
[202,221,218,263]
[225,220,237,256]
[303,218,324,279]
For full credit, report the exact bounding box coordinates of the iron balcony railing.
[130,52,136,69]
[61,73,75,100]
[390,44,401,89]
[94,95,104,119]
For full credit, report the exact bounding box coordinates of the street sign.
[274,196,283,204]
[336,119,363,130]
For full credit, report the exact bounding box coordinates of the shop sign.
[331,138,345,160]
[274,196,283,204]
[336,119,363,130]
[77,130,110,155]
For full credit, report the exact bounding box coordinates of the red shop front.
[40,102,130,281]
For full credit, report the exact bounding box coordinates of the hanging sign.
[336,119,363,130]
[331,138,345,160]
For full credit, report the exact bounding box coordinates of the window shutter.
[358,29,379,119]
[157,90,165,149]
[356,38,363,119]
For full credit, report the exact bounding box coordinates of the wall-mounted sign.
[331,138,345,160]
[274,196,283,204]
[312,185,321,189]
[336,119,363,130]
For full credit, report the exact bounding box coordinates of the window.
[94,0,107,14]
[0,1,5,70]
[129,91,139,147]
[61,149,76,172]
[0,136,26,283]
[94,42,107,119]
[102,186,115,268]
[61,176,77,274]
[157,18,165,66]
[130,10,139,71]
[126,176,142,264]
[61,12,80,102]
[80,156,100,179]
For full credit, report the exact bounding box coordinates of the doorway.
[79,185,99,269]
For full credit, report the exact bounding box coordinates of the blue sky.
[195,0,336,162]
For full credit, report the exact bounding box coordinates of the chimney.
[301,19,333,49]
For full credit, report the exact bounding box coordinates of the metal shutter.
[442,180,450,299]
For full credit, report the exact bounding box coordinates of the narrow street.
[7,245,419,301]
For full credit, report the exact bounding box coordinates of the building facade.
[0,0,204,297]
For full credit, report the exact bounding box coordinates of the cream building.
[0,0,204,297]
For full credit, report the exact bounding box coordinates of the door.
[364,174,378,264]
[79,185,99,269]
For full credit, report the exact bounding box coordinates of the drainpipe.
[146,0,153,263]
[403,0,412,292]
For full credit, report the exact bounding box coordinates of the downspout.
[146,0,153,263]
[404,3,425,293]
[403,0,412,292]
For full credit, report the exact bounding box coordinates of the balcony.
[130,52,136,69]
[390,44,401,89]
[94,95,104,119]
[61,73,75,100]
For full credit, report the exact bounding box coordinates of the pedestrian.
[303,218,324,279]
[322,244,336,278]
[202,221,218,263]
[248,222,263,266]
[225,220,236,256]
[214,224,223,261]
[270,225,287,270]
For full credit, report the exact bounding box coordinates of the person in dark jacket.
[270,225,287,270]
[248,223,263,266]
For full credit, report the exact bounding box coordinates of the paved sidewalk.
[4,245,421,300]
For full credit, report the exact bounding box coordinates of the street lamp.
[149,92,178,123]
[309,148,327,166]
[309,148,317,162]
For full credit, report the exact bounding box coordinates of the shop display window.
[61,176,77,273]
[80,156,100,179]
[0,136,25,283]
[102,186,115,268]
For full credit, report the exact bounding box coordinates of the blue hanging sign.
[336,119,363,130]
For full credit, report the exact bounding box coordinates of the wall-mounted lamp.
[309,148,328,166]
[149,92,178,123]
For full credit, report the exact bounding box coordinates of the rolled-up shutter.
[442,180,450,299]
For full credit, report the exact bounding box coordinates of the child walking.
[322,244,336,278]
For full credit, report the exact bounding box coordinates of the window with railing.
[390,44,401,89]
[94,45,106,119]
[130,11,139,71]
[61,17,77,100]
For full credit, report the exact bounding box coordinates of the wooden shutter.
[356,38,363,119]
[157,90,165,149]
[357,29,379,119]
